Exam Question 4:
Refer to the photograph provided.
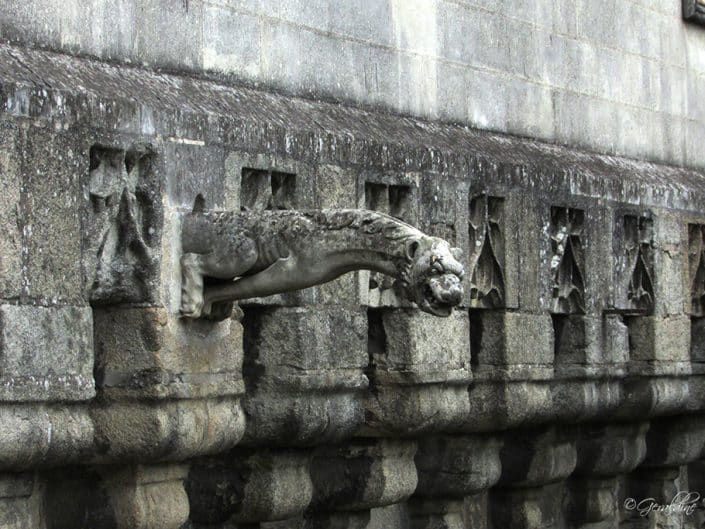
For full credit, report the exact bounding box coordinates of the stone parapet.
[0,43,704,528]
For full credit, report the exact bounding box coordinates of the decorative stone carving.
[84,145,160,304]
[549,207,585,315]
[688,224,705,317]
[689,224,705,363]
[468,195,505,308]
[623,215,655,314]
[180,209,465,320]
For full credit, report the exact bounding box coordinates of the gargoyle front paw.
[201,301,234,322]
[180,291,204,318]
[180,302,203,319]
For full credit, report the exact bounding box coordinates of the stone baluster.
[566,422,648,529]
[304,439,418,529]
[490,426,577,529]
[622,415,705,528]
[0,473,40,529]
[43,464,190,529]
[187,448,313,527]
[409,434,503,529]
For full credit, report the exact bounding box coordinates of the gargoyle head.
[398,237,465,317]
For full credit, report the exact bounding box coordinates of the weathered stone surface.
[164,141,225,210]
[466,381,553,432]
[241,306,367,445]
[691,316,705,365]
[0,473,40,529]
[44,464,189,529]
[309,440,417,512]
[613,377,693,420]
[552,315,600,376]
[414,434,503,499]
[550,380,624,425]
[93,306,243,399]
[188,448,313,525]
[369,309,469,384]
[490,427,577,529]
[0,23,705,529]
[627,315,691,375]
[90,398,244,463]
[364,309,471,436]
[574,423,649,478]
[603,314,629,367]
[654,213,688,303]
[566,423,648,527]
[0,304,94,401]
[498,427,577,488]
[0,119,22,300]
[2,0,700,169]
[0,405,94,470]
[490,481,566,529]
[470,310,554,380]
[21,126,84,303]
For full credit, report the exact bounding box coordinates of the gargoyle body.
[180,209,465,320]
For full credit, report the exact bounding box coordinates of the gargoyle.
[180,208,465,320]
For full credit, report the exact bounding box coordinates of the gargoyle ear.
[405,240,420,260]
[451,247,463,261]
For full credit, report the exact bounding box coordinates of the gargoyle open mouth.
[419,293,456,317]
[415,273,463,317]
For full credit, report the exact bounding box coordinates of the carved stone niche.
[620,214,655,315]
[611,213,656,369]
[548,206,594,376]
[467,194,506,310]
[616,212,690,374]
[688,224,705,365]
[83,144,160,304]
[223,151,316,213]
[466,193,553,380]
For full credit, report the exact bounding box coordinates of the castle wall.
[0,41,704,528]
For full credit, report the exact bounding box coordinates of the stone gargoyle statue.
[180,208,465,321]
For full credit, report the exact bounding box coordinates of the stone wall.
[0,41,705,528]
[2,0,705,169]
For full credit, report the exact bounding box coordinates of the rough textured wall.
[1,0,704,168]
[1,42,705,528]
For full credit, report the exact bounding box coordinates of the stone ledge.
[1,44,704,213]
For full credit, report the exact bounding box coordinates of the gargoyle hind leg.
[203,257,302,307]
[181,240,259,319]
